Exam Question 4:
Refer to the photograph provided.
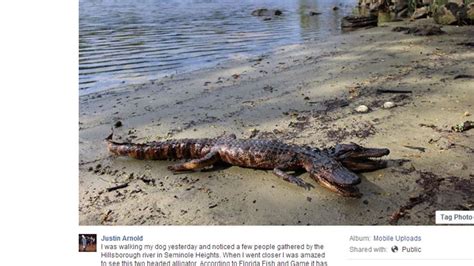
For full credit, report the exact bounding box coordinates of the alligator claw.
[272,168,313,190]
[288,176,313,190]
[304,182,315,190]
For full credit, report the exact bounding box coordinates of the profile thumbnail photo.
[79,234,97,252]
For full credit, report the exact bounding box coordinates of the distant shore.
[79,19,474,225]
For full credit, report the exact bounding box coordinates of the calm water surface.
[79,0,355,95]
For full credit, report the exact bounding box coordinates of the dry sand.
[79,19,474,225]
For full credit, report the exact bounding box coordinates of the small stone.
[355,105,369,113]
[464,111,471,117]
[114,120,122,128]
[383,101,396,109]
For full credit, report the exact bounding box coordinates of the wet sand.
[79,19,474,225]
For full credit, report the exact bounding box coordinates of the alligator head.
[302,143,390,197]
[305,156,363,198]
[330,143,390,172]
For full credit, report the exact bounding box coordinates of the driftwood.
[341,15,378,30]
[453,74,474,80]
[457,42,474,47]
[377,89,412,94]
[106,183,129,192]
[403,145,426,153]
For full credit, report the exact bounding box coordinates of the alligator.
[106,134,389,197]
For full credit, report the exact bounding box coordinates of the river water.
[79,0,355,95]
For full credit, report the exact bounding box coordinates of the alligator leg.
[272,168,313,190]
[168,151,220,172]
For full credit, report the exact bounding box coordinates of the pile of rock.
[358,0,392,13]
[432,1,474,25]
[358,0,407,18]
[358,0,474,25]
[358,0,430,19]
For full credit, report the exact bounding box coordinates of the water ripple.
[79,0,354,94]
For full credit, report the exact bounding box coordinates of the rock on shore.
[433,2,474,25]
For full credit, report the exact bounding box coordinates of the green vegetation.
[408,0,419,13]
[434,0,448,5]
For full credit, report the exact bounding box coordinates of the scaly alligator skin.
[106,134,389,197]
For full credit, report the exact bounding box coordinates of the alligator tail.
[105,133,211,160]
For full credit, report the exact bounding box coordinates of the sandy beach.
[79,19,473,225]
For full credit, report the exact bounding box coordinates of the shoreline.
[79,35,347,97]
[79,19,474,225]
